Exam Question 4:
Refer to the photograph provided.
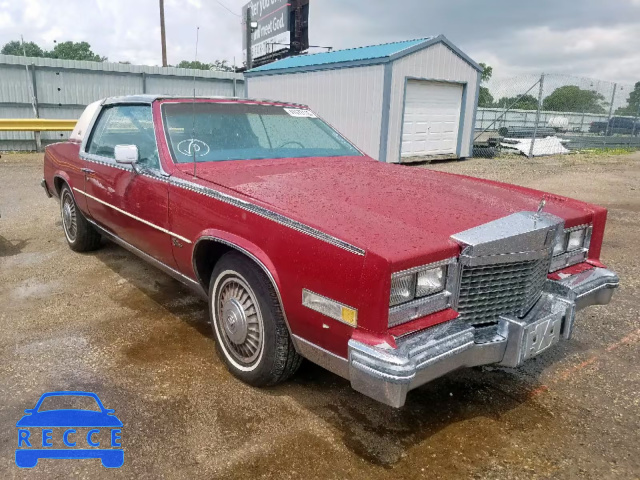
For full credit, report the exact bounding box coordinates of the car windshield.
[162,102,362,163]
[37,395,101,412]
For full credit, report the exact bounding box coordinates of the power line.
[215,0,240,17]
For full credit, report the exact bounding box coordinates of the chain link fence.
[473,73,640,158]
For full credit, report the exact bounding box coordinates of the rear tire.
[60,184,101,252]
[209,251,302,387]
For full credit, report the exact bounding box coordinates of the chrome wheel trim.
[61,190,78,243]
[212,271,265,371]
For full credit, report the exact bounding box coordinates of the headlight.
[389,273,416,307]
[416,266,446,297]
[390,264,447,307]
[552,232,568,256]
[550,225,592,272]
[567,228,586,251]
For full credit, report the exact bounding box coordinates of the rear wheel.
[60,184,101,252]
[209,251,302,386]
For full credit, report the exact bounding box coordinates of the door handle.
[81,168,95,174]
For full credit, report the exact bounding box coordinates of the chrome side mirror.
[114,145,139,165]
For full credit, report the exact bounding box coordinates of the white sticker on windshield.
[283,108,317,118]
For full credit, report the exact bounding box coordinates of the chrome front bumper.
[348,267,619,408]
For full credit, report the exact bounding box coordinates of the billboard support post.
[246,8,253,70]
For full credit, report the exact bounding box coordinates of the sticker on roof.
[283,108,317,118]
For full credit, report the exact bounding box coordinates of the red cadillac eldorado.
[42,95,619,407]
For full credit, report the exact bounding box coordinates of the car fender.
[52,170,72,196]
[192,228,283,297]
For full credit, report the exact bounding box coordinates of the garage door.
[401,80,463,158]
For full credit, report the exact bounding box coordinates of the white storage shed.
[245,35,482,163]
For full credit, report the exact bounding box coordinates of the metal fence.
[0,54,245,151]
[473,73,640,158]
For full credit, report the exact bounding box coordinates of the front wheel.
[209,251,302,386]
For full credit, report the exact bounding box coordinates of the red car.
[42,96,619,407]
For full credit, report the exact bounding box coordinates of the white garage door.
[401,80,463,158]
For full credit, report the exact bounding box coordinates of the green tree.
[177,60,211,70]
[495,94,539,110]
[615,81,640,116]
[177,59,234,71]
[47,41,106,62]
[478,87,494,107]
[478,62,493,83]
[542,85,607,114]
[1,40,45,57]
[477,63,494,107]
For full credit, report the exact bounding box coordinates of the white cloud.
[469,24,640,86]
[1,0,639,91]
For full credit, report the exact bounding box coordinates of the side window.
[87,105,159,169]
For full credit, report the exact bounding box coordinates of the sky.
[1,0,640,91]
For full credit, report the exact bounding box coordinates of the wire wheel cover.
[216,276,264,365]
[61,190,77,242]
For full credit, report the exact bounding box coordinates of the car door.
[81,104,176,268]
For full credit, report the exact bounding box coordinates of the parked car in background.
[590,117,639,135]
[42,95,619,407]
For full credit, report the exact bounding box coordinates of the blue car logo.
[16,391,123,468]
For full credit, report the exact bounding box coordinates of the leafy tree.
[47,41,106,61]
[495,94,539,110]
[478,87,494,107]
[177,60,211,70]
[478,62,492,83]
[477,63,494,107]
[1,40,45,57]
[542,85,607,114]
[615,81,640,116]
[177,59,234,72]
[211,59,234,72]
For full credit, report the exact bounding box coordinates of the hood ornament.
[533,196,547,226]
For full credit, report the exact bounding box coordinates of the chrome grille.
[457,257,550,325]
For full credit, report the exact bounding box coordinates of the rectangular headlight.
[416,266,446,298]
[552,232,568,256]
[389,273,416,307]
[549,225,592,272]
[567,228,586,251]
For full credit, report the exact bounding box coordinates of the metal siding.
[0,66,32,104]
[0,54,245,150]
[387,43,478,162]
[247,65,385,159]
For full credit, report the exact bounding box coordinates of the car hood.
[187,157,593,265]
[16,410,123,427]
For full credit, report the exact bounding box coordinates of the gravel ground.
[0,151,638,479]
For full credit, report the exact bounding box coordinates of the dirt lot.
[1,152,638,479]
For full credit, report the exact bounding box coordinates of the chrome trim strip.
[170,176,365,256]
[73,188,192,244]
[292,334,350,380]
[391,257,453,278]
[192,236,296,340]
[460,248,553,267]
[87,219,207,300]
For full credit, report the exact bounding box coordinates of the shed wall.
[247,65,385,159]
[386,43,479,162]
[0,54,245,150]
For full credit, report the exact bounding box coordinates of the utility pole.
[606,83,617,136]
[159,0,167,67]
[528,73,545,159]
[245,7,253,70]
